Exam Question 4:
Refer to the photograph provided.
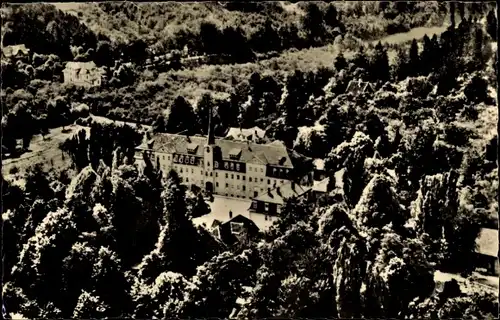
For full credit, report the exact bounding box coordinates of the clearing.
[2,125,88,188]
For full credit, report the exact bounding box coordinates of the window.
[226,183,229,188]
[277,205,281,214]
[205,172,208,177]
[226,173,229,179]
[281,180,284,184]
[249,177,252,182]
[201,170,204,175]
[168,155,171,160]
[237,185,240,190]
[180,177,184,182]
[254,191,258,197]
[249,167,252,172]
[191,168,194,174]
[231,174,234,179]
[213,226,221,239]
[180,168,183,173]
[216,182,219,187]
[210,172,213,177]
[265,203,269,212]
[231,194,234,197]
[243,176,246,181]
[267,179,270,184]
[186,178,189,182]
[243,186,246,191]
[261,168,263,173]
[208,161,210,167]
[261,178,263,182]
[216,172,218,177]
[230,222,244,235]
[162,155,165,160]
[237,175,240,180]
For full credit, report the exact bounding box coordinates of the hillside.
[2,2,499,320]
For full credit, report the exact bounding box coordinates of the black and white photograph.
[1,1,499,319]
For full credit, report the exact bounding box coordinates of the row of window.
[248,166,264,173]
[218,182,246,191]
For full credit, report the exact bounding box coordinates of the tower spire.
[207,102,215,145]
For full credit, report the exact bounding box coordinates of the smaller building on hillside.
[345,79,375,96]
[63,61,106,87]
[211,214,260,247]
[475,228,499,276]
[249,180,312,217]
[225,126,267,143]
[2,44,30,60]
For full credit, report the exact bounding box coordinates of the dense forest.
[2,1,499,319]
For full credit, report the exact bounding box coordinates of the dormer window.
[230,222,244,235]
[279,157,286,165]
[187,143,199,154]
[213,226,221,239]
[229,148,242,160]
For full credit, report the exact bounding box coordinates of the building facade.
[63,61,105,87]
[135,107,300,201]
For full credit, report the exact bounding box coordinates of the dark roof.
[138,133,294,168]
[253,181,311,205]
[215,214,260,246]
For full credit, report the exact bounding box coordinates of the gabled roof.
[253,181,311,205]
[346,79,374,95]
[476,228,498,257]
[64,61,105,74]
[312,177,329,193]
[139,133,294,168]
[226,126,266,141]
[214,214,260,246]
[2,44,30,57]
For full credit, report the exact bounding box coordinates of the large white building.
[63,61,105,87]
[135,108,303,204]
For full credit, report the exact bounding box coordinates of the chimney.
[291,181,295,191]
[187,135,191,143]
[207,102,215,145]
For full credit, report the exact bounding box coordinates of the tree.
[464,73,488,103]
[302,3,326,46]
[196,93,214,135]
[409,38,420,76]
[486,10,497,41]
[166,96,197,134]
[352,46,370,73]
[199,21,221,54]
[324,4,339,29]
[152,114,166,133]
[370,42,390,82]
[334,52,348,71]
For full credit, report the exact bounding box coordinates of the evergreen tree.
[302,2,326,46]
[166,96,197,134]
[370,41,390,82]
[334,52,348,71]
[486,10,497,41]
[409,39,420,76]
[152,114,166,133]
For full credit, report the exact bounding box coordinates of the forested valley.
[1,2,498,319]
